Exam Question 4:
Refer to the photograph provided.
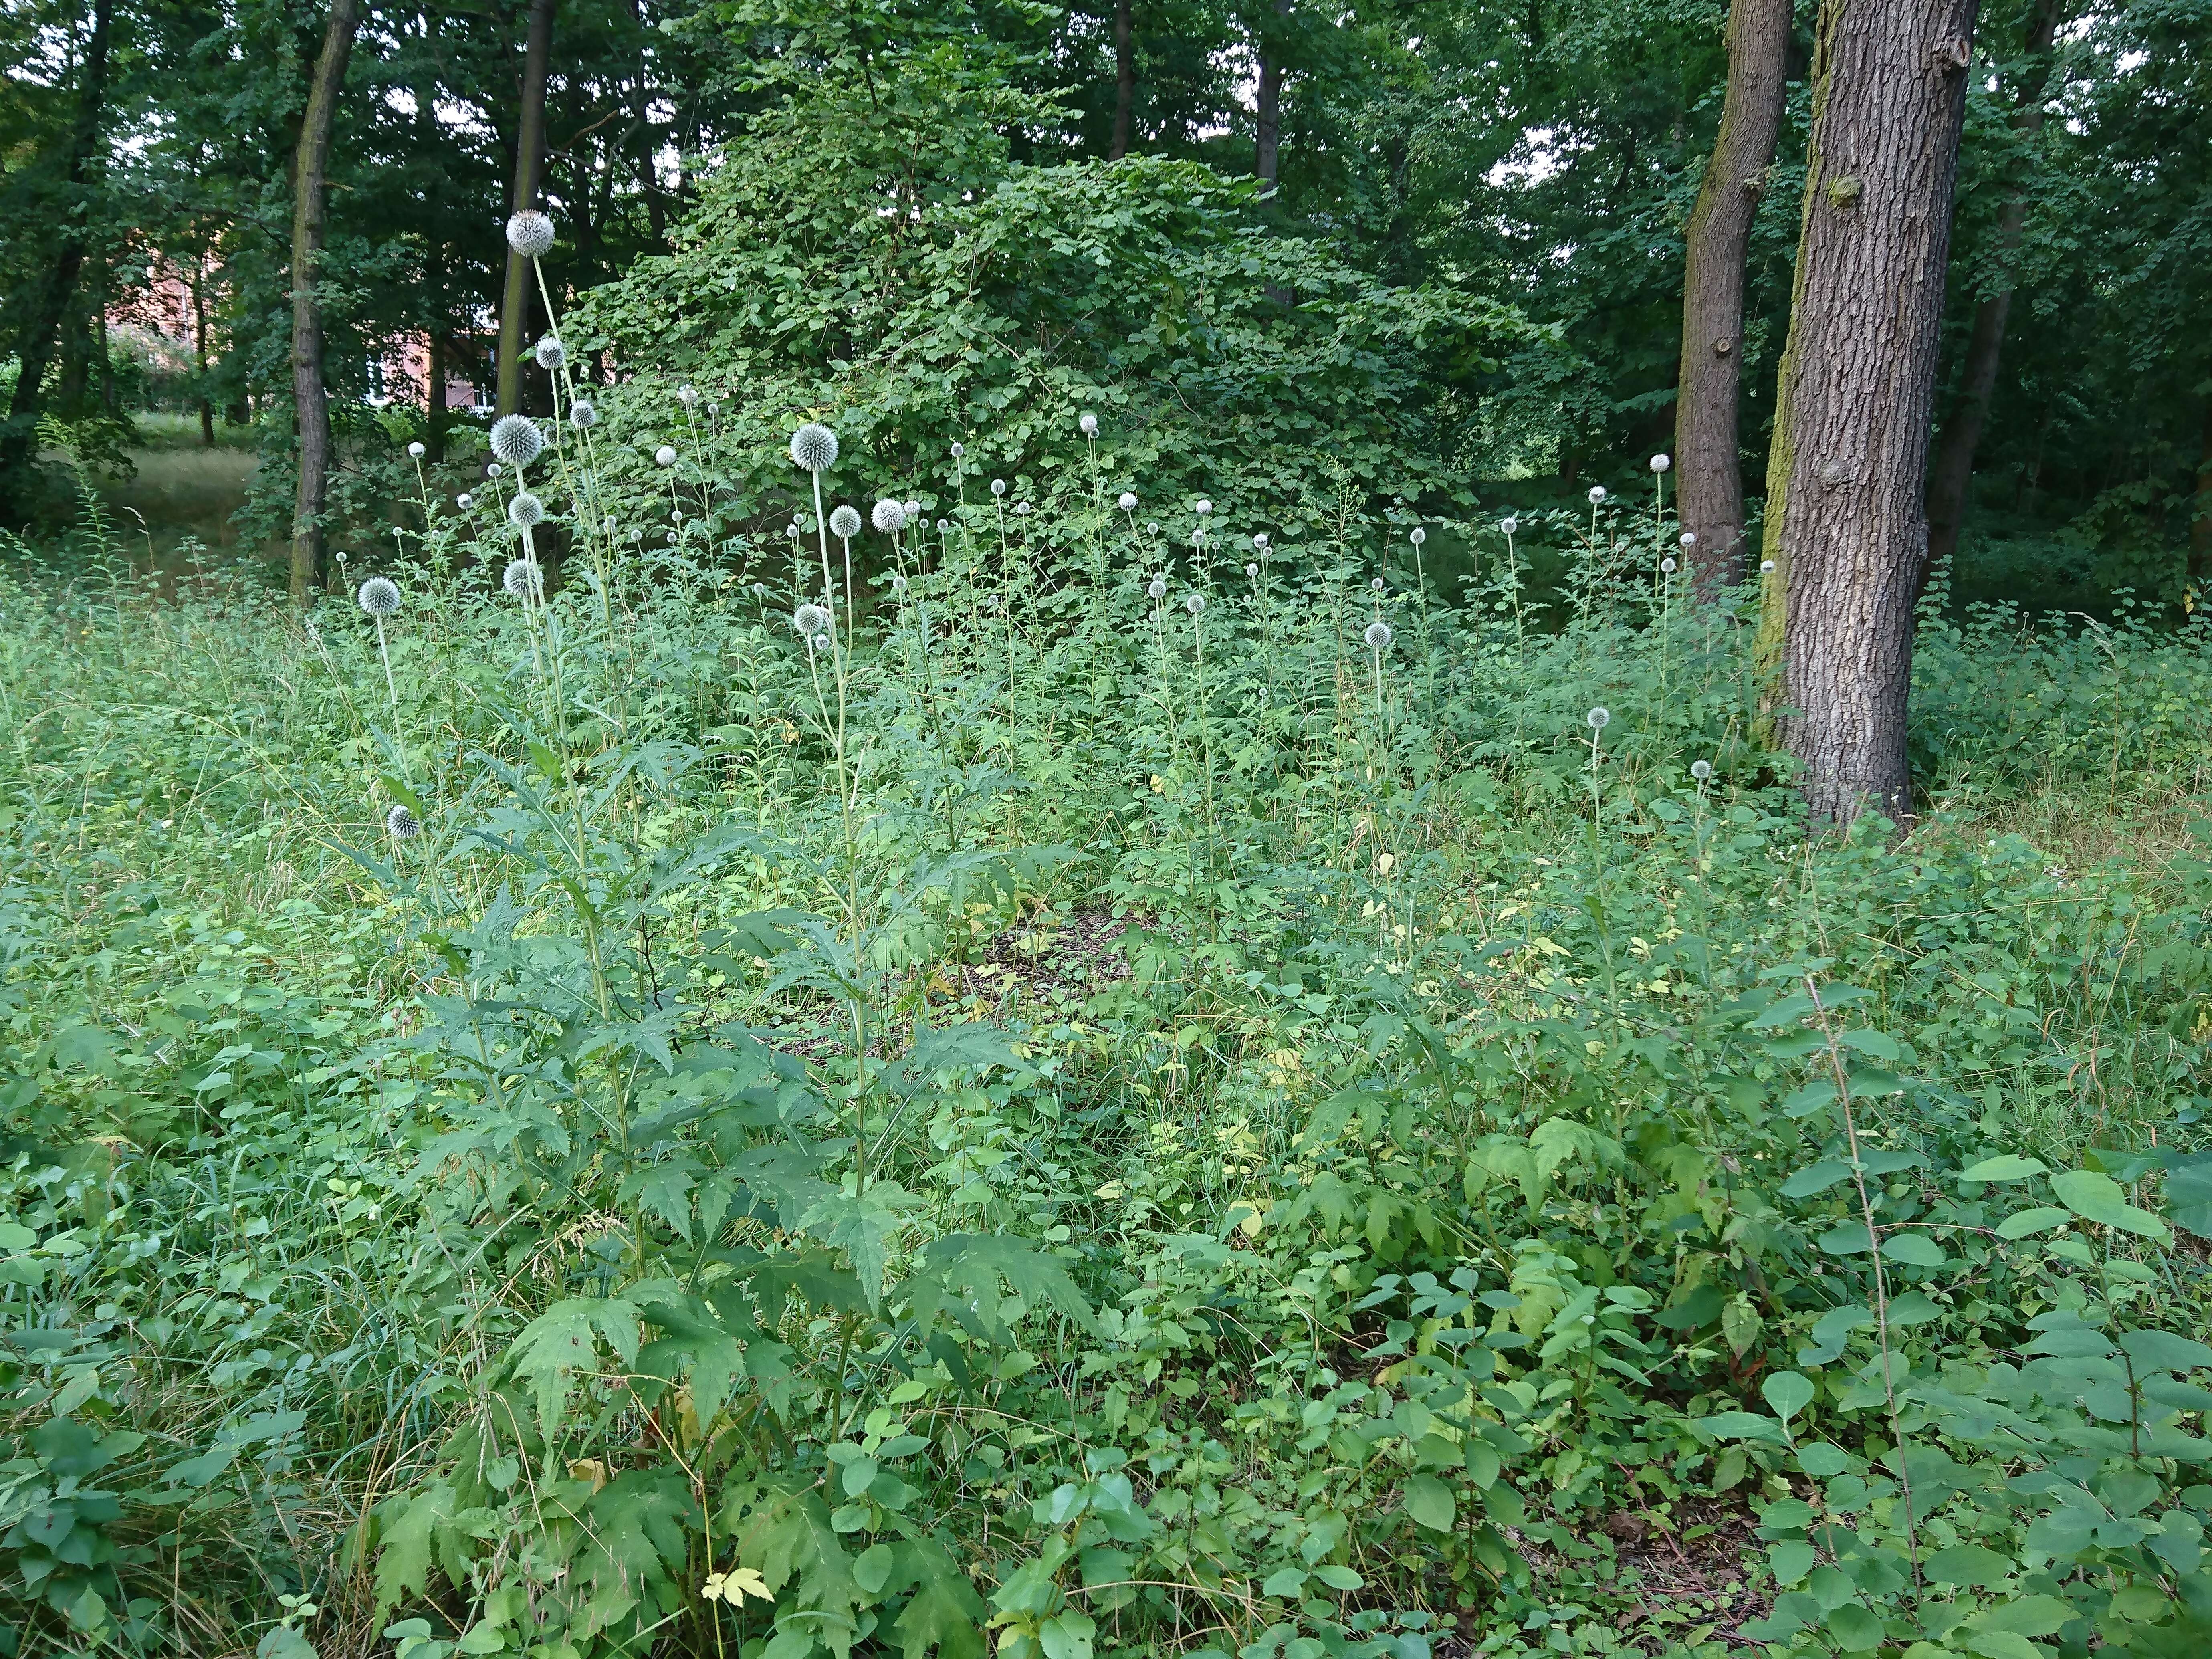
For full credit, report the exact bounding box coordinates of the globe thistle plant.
[1118,492,1137,512]
[791,424,838,473]
[387,804,422,841]
[509,492,545,528]
[794,602,832,639]
[506,210,555,257]
[678,384,698,408]
[358,576,401,704]
[990,478,1007,497]
[457,492,473,510]
[503,559,542,599]
[534,335,565,371]
[1679,531,1696,548]
[1588,707,1609,729]
[872,499,906,535]
[830,505,862,537]
[1691,759,1712,782]
[489,414,544,470]
[1365,619,1392,651]
[1185,592,1205,616]
[1079,412,1098,436]
[655,446,678,468]
[1650,454,1671,473]
[1588,486,1607,505]
[407,441,425,459]
[1147,577,1167,601]
[569,400,597,430]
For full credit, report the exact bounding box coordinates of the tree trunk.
[416,37,449,462]
[1110,0,1134,160]
[1674,0,1790,596]
[2191,400,2212,585]
[496,0,556,419]
[289,0,362,604]
[1923,0,2064,577]
[0,0,112,508]
[1753,0,1980,826]
[1254,0,1290,187]
[190,261,214,447]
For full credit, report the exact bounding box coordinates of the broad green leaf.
[507,1296,640,1436]
[1824,1602,1885,1651]
[1762,1371,1814,1422]
[2053,1169,2169,1239]
[1782,1160,1852,1199]
[1995,1206,2073,1239]
[1961,1155,2047,1183]
[1403,1473,1455,1531]
[1924,1544,2012,1587]
[1695,1411,1786,1443]
[1883,1233,1948,1268]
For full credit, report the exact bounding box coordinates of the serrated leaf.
[507,1296,640,1436]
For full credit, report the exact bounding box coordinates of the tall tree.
[289,0,362,602]
[495,0,555,418]
[1754,0,1980,824]
[1923,0,2064,576]
[1253,0,1290,186]
[0,0,112,515]
[1110,0,1134,159]
[1673,0,1790,595]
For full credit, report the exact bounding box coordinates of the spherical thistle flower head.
[751,581,767,596]
[678,383,698,408]
[503,559,542,599]
[357,575,401,618]
[1014,501,1031,517]
[508,491,545,528]
[812,632,832,654]
[408,440,425,458]
[794,602,832,637]
[506,209,555,258]
[872,499,907,534]
[1588,485,1607,505]
[1679,531,1697,548]
[1245,562,1258,578]
[891,572,908,592]
[935,519,949,532]
[1195,499,1212,515]
[655,445,678,468]
[1661,557,1677,574]
[989,478,1007,497]
[1365,620,1393,650]
[1410,526,1427,546]
[486,462,501,476]
[1650,453,1671,474]
[570,400,597,430]
[489,414,544,469]
[1370,576,1385,592]
[1147,577,1167,600]
[1587,706,1610,730]
[950,442,965,458]
[790,422,838,473]
[1761,558,1777,573]
[1118,492,1138,511]
[1500,516,1518,535]
[1253,531,1269,548]
[387,804,422,840]
[534,334,565,372]
[456,492,473,510]
[829,505,862,538]
[1079,412,1098,436]
[1691,759,1713,781]
[1185,592,1205,616]
[904,499,920,519]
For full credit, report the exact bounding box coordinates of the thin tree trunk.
[2191,401,2212,584]
[1110,0,1134,160]
[416,32,449,462]
[496,0,556,418]
[1753,0,1980,826]
[1923,0,2064,577]
[0,0,112,509]
[289,0,362,604]
[1254,0,1290,187]
[190,261,214,447]
[1675,0,1790,596]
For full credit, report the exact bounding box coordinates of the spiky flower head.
[506,209,555,257]
[1588,485,1607,505]
[1147,577,1167,600]
[1252,532,1268,548]
[486,462,501,476]
[1691,759,1712,781]
[1195,499,1212,515]
[1586,706,1610,730]
[950,442,964,458]
[790,423,838,473]
[1245,562,1258,577]
[534,334,565,371]
[904,499,920,519]
[503,559,542,599]
[408,441,425,458]
[751,581,767,596]
[1370,577,1385,592]
[811,632,831,654]
[1500,516,1518,535]
[1650,453,1671,473]
[829,505,862,538]
[508,491,545,528]
[1760,559,1776,573]
[891,573,908,592]
[357,576,400,618]
[1364,620,1393,650]
[1080,412,1098,436]
[678,384,698,408]
[1679,531,1697,547]
[489,414,544,469]
[1410,526,1426,546]
[656,445,678,468]
[990,478,1007,497]
[935,519,949,532]
[1014,501,1031,517]
[570,400,597,430]
[1118,492,1137,511]
[872,499,906,534]
[1185,592,1205,616]
[794,603,832,637]
[387,804,422,840]
[1661,557,1677,574]
[456,492,473,510]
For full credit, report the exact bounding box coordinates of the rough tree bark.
[1753,0,1981,826]
[1923,0,2065,577]
[0,0,113,514]
[2193,404,2212,585]
[1254,0,1290,188]
[289,0,362,603]
[1110,0,1134,160]
[1674,0,1791,596]
[495,0,556,419]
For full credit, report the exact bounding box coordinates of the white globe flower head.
[990,478,1007,497]
[1679,531,1697,548]
[1587,706,1610,730]
[1365,620,1393,651]
[1146,522,1158,534]
[486,462,501,476]
[1253,532,1269,548]
[1245,563,1257,578]
[794,603,832,637]
[1147,577,1167,600]
[790,422,838,473]
[1185,592,1205,616]
[1661,557,1677,574]
[1650,453,1671,473]
[935,519,949,532]
[570,400,597,430]
[407,441,425,458]
[357,576,400,618]
[829,505,862,538]
[1015,501,1031,517]
[904,499,920,519]
[678,384,698,408]
[1761,559,1777,573]
[1588,485,1607,505]
[456,492,473,510]
[489,414,543,469]
[534,334,565,371]
[506,209,555,257]
[387,805,422,840]
[872,499,907,534]
[655,445,678,468]
[812,633,832,654]
[950,442,965,458]
[751,581,767,596]
[891,573,908,592]
[1079,412,1098,436]
[1691,759,1713,781]
[1410,526,1426,546]
[503,559,542,599]
[1194,499,1212,515]
[1118,492,1138,511]
[508,491,545,528]
[1371,576,1385,592]
[1500,516,1518,535]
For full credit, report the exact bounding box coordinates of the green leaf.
[2164,1158,2212,1237]
[1794,1443,1850,1477]
[1694,1411,1786,1443]
[1403,1473,1455,1531]
[1968,1594,2075,1637]
[892,1544,984,1659]
[1262,1567,1309,1598]
[1824,1602,1885,1651]
[506,1296,640,1436]
[1782,1160,1853,1199]
[1961,1155,2047,1183]
[1924,1544,2013,1587]
[1996,1206,2073,1239]
[2053,1169,2169,1238]
[1309,1564,1363,1591]
[1762,1372,1815,1423]
[1769,1541,1816,1584]
[1883,1233,1948,1268]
